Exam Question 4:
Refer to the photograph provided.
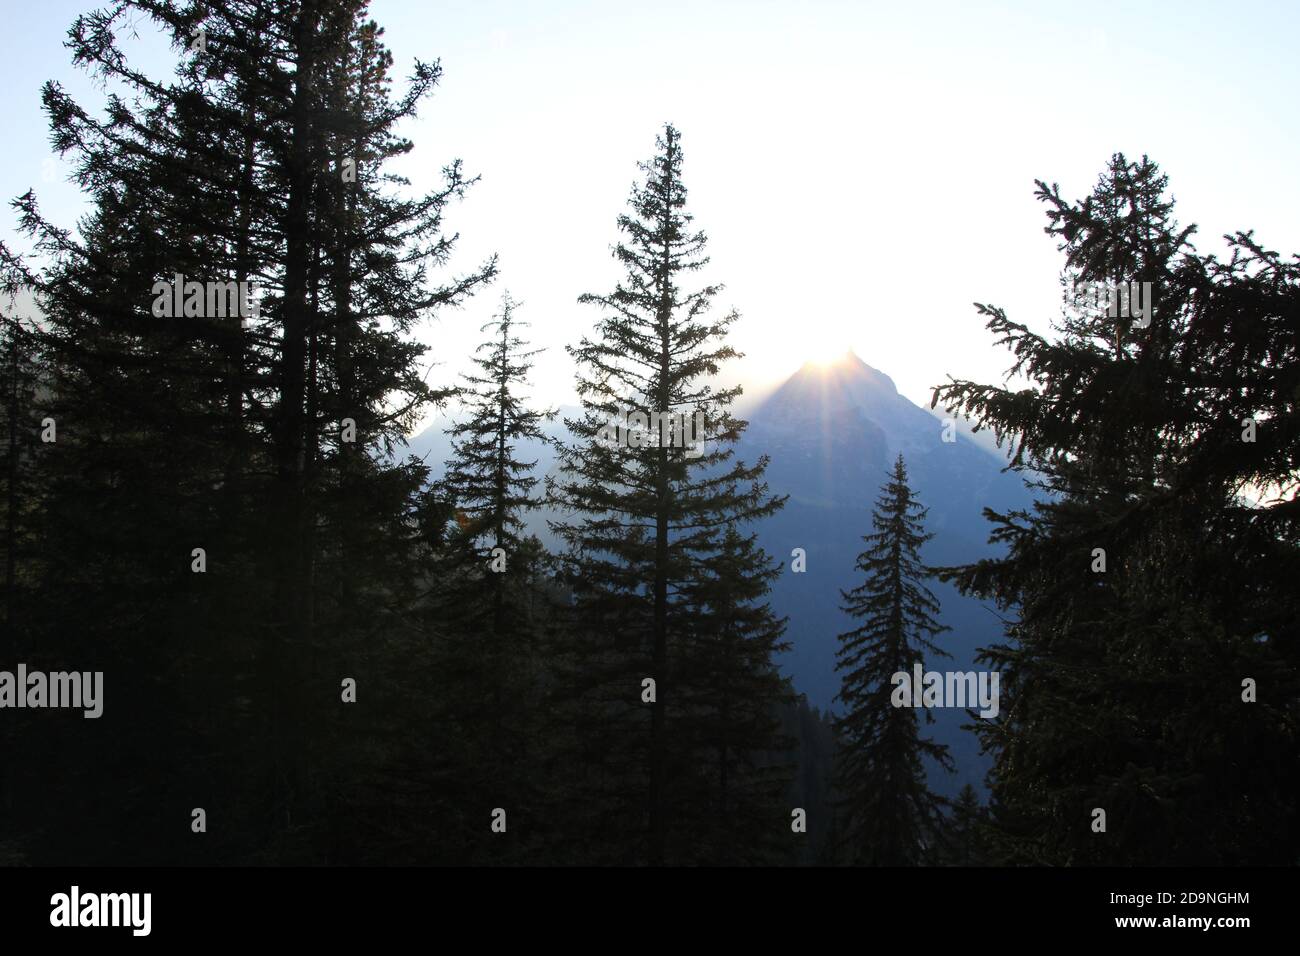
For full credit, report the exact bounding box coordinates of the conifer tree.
[0,313,45,866]
[0,315,42,644]
[437,292,553,617]
[0,0,494,863]
[548,124,785,864]
[419,292,556,862]
[933,154,1300,865]
[938,784,991,866]
[833,454,952,866]
[674,525,795,864]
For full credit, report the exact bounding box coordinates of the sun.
[803,330,851,367]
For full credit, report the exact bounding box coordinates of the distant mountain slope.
[737,352,1036,794]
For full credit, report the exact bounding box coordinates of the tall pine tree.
[932,154,1300,865]
[547,124,786,864]
[0,0,494,863]
[416,292,557,863]
[833,454,952,866]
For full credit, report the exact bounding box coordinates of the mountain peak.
[795,349,898,395]
[798,348,857,369]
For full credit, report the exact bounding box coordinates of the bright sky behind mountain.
[3,0,1298,426]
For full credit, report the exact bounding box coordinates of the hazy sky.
[3,0,1298,428]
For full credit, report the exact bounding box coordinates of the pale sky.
[4,0,1298,428]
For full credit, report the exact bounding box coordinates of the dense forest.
[0,0,1295,867]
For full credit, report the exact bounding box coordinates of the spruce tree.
[938,784,991,866]
[932,154,1300,865]
[0,0,494,863]
[437,292,553,611]
[0,314,42,643]
[419,292,556,863]
[0,313,45,866]
[833,454,952,866]
[547,124,786,864]
[674,525,795,864]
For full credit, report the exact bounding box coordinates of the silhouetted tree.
[832,454,952,865]
[0,0,494,864]
[415,292,557,863]
[937,784,991,866]
[548,124,785,864]
[674,526,795,863]
[933,154,1300,865]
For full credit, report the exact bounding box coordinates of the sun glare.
[803,332,850,367]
